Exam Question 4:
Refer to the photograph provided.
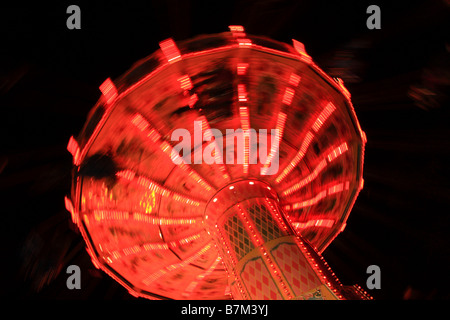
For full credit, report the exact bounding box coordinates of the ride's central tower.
[206,180,345,300]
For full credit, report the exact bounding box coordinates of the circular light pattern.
[65,26,367,300]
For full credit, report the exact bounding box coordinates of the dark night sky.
[1,0,449,302]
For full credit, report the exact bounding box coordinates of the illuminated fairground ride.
[65,26,371,300]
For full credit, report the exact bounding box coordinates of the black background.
[1,0,449,302]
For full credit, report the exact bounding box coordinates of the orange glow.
[115,170,203,206]
[328,182,345,195]
[131,113,213,191]
[115,169,136,181]
[285,181,349,211]
[229,25,246,38]
[275,131,314,184]
[292,39,312,63]
[237,38,252,46]
[335,77,351,100]
[64,196,78,225]
[159,38,181,63]
[282,87,295,106]
[131,113,150,132]
[282,159,327,196]
[312,102,336,133]
[235,204,293,298]
[178,75,193,91]
[289,73,301,87]
[182,256,222,297]
[237,63,249,75]
[66,136,80,166]
[142,243,213,285]
[197,116,230,181]
[239,106,250,174]
[285,190,327,210]
[188,93,198,108]
[238,84,248,102]
[229,25,244,32]
[327,142,348,162]
[293,219,335,230]
[261,112,287,175]
[282,141,349,196]
[99,78,118,105]
[90,209,202,225]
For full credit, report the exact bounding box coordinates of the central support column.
[205,180,346,300]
